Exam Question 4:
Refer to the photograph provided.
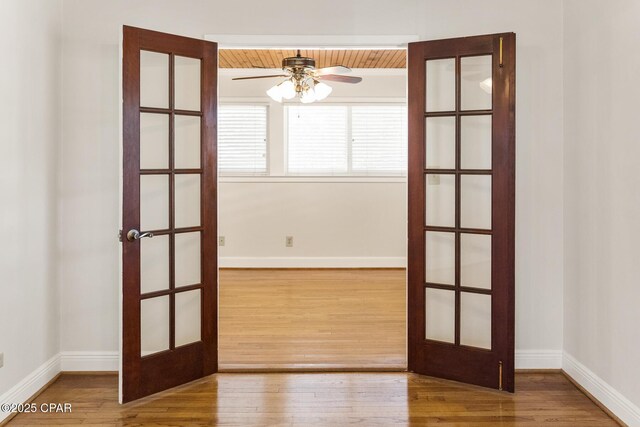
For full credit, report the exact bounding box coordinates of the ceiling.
[218,49,406,69]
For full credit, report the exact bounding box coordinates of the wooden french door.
[407,33,516,391]
[121,26,218,402]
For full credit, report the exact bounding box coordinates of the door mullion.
[454,55,462,346]
[169,53,176,350]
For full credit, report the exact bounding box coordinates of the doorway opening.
[216,47,409,371]
[121,28,515,402]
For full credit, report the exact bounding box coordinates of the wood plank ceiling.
[219,49,406,69]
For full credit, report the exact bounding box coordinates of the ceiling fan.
[232,50,363,103]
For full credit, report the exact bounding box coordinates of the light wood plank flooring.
[218,269,406,370]
[7,372,618,426]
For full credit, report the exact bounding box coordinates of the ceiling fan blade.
[232,74,287,80]
[316,65,352,75]
[318,74,362,84]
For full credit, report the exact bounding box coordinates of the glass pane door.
[407,33,515,392]
[122,25,218,403]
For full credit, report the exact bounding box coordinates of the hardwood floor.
[6,269,618,425]
[7,372,618,426]
[218,269,406,370]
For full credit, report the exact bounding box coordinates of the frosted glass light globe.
[266,84,283,102]
[300,88,316,103]
[279,80,296,99]
[313,82,332,101]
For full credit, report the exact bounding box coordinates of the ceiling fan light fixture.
[266,84,283,102]
[235,49,361,103]
[313,82,332,101]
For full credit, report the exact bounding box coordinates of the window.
[218,104,268,175]
[352,105,407,174]
[287,105,348,174]
[286,104,407,176]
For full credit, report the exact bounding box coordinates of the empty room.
[1,0,639,426]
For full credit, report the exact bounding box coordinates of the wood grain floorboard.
[218,269,407,370]
[6,372,618,426]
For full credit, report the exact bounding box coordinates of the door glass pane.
[425,231,455,285]
[175,174,201,228]
[426,58,455,112]
[140,113,169,169]
[140,235,169,294]
[460,233,491,289]
[175,56,201,111]
[461,55,492,111]
[175,290,201,347]
[140,51,169,108]
[175,232,201,287]
[140,175,169,231]
[426,116,455,169]
[460,292,491,349]
[460,175,491,229]
[141,296,169,356]
[175,115,201,169]
[461,115,492,170]
[425,174,455,227]
[425,288,455,343]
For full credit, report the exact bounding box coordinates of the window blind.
[351,105,407,175]
[286,104,406,176]
[218,105,268,174]
[286,105,348,174]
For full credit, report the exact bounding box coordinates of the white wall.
[0,0,62,398]
[563,0,640,421]
[59,0,565,360]
[218,71,407,266]
[219,181,407,266]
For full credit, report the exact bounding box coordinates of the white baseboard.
[515,349,563,369]
[0,354,61,424]
[563,351,640,426]
[60,351,119,372]
[219,256,407,268]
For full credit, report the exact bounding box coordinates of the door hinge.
[499,37,504,67]
[498,361,503,390]
[118,229,123,242]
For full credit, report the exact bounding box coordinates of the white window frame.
[284,101,407,177]
[218,100,270,177]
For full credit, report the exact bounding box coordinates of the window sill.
[219,175,407,183]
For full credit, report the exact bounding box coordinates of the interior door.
[121,26,218,402]
[407,33,515,391]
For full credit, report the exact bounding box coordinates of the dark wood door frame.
[407,33,516,391]
[122,25,218,402]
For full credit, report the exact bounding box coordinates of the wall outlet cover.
[286,236,293,247]
[219,236,225,246]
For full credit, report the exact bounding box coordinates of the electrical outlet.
[286,236,293,247]
[0,352,4,368]
[219,236,225,246]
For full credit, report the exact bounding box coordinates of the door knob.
[126,229,154,242]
